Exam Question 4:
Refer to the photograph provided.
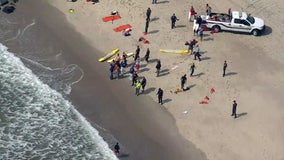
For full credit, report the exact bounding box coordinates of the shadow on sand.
[150,17,159,22]
[175,25,187,28]
[143,87,156,94]
[147,30,159,34]
[193,72,204,78]
[158,69,170,77]
[201,56,211,61]
[148,58,159,64]
[237,112,247,118]
[162,98,172,104]
[226,72,238,76]
[156,0,169,4]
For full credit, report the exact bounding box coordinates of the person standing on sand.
[135,80,142,96]
[199,27,204,41]
[194,45,201,61]
[223,60,227,77]
[132,71,138,86]
[190,63,195,77]
[231,100,237,118]
[109,63,115,80]
[144,48,150,63]
[171,13,179,29]
[134,45,140,61]
[114,142,120,156]
[152,0,157,4]
[157,88,164,104]
[141,77,147,93]
[155,60,161,77]
[189,6,196,22]
[145,18,150,34]
[181,74,187,90]
[146,7,151,21]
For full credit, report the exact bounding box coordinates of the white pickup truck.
[203,11,265,36]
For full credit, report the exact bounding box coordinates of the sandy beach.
[10,0,284,159]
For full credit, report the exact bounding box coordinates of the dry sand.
[46,0,284,159]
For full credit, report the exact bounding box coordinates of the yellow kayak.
[107,52,134,63]
[98,49,119,62]
[159,49,189,54]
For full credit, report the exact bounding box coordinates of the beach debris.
[114,24,132,32]
[205,96,210,100]
[171,65,178,70]
[210,87,215,94]
[183,110,189,115]
[123,28,132,36]
[102,15,121,22]
[210,30,218,34]
[69,9,74,13]
[199,100,208,104]
[174,88,183,94]
[138,37,150,44]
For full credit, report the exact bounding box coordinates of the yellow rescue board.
[159,49,189,54]
[98,49,119,62]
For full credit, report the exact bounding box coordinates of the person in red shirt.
[189,6,196,22]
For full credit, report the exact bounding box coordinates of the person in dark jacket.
[181,74,187,90]
[134,45,140,61]
[157,88,164,104]
[146,7,151,21]
[231,100,237,118]
[223,61,227,77]
[171,13,179,29]
[190,63,195,77]
[155,60,161,77]
[145,18,150,34]
[114,142,120,156]
[141,77,147,92]
[144,48,150,63]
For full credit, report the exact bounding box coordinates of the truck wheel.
[252,29,259,36]
[212,25,221,32]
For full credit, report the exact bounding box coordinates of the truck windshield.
[247,15,255,24]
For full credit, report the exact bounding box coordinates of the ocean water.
[0,5,119,159]
[0,43,118,160]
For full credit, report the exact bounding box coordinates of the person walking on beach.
[155,60,161,77]
[114,142,120,156]
[144,48,150,63]
[190,63,195,77]
[188,39,198,54]
[109,63,115,80]
[194,45,201,61]
[145,18,150,34]
[134,45,140,61]
[152,0,157,4]
[199,27,204,41]
[157,88,164,104]
[223,61,227,77]
[146,7,151,21]
[231,100,237,118]
[181,74,187,90]
[189,6,196,22]
[132,71,138,86]
[171,13,179,29]
[135,80,142,96]
[141,77,147,93]
[206,4,212,16]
